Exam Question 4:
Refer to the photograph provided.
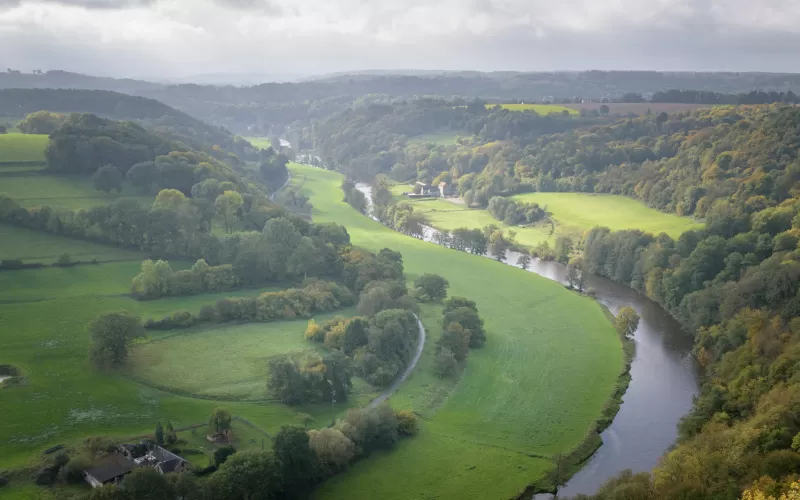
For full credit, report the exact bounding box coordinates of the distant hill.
[0,88,253,159]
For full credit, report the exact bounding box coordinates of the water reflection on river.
[353,184,700,497]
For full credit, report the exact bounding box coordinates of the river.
[354,184,700,497]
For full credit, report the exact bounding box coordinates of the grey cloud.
[0,0,155,8]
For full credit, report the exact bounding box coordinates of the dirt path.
[367,315,425,409]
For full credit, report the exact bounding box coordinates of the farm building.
[84,442,190,488]
[83,455,135,488]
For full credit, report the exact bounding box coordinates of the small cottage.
[84,455,135,488]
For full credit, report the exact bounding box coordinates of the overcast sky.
[2,0,800,80]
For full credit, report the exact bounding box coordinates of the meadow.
[127,308,366,402]
[0,133,48,164]
[243,136,271,149]
[389,184,702,248]
[0,174,152,211]
[512,192,703,239]
[0,224,145,264]
[288,164,623,499]
[487,103,579,115]
[0,251,366,476]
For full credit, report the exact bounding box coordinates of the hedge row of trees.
[341,180,368,214]
[0,192,351,285]
[131,259,238,299]
[143,280,355,331]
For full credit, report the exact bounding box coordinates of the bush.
[33,466,59,485]
[55,253,72,267]
[0,259,23,270]
[62,456,93,484]
[0,474,7,487]
[395,410,418,436]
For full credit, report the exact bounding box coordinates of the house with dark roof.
[130,442,190,474]
[84,455,135,488]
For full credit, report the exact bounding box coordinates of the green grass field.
[389,184,702,248]
[243,136,271,149]
[512,192,703,239]
[487,103,579,115]
[288,164,622,499]
[0,224,145,264]
[0,174,152,211]
[0,259,364,472]
[127,308,365,401]
[0,133,48,164]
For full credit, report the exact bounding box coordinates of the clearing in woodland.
[289,164,623,499]
[511,192,703,239]
[487,103,579,115]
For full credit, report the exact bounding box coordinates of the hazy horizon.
[2,0,800,80]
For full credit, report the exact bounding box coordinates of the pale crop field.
[487,103,579,115]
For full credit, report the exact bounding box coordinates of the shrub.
[0,259,23,270]
[62,456,93,484]
[395,410,418,436]
[55,253,72,267]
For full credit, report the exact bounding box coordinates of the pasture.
[512,192,703,239]
[0,224,145,264]
[127,308,365,402]
[243,136,271,149]
[288,164,623,498]
[487,103,579,115]
[0,174,152,211]
[0,258,363,471]
[0,133,48,164]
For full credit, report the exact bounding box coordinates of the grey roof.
[159,458,182,473]
[85,455,135,483]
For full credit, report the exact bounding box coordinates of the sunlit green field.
[512,192,703,239]
[0,133,48,164]
[487,103,579,115]
[243,136,271,149]
[290,164,622,499]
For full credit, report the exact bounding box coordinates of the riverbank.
[355,181,699,497]
[289,164,624,500]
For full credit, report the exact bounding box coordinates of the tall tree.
[215,190,244,234]
[88,312,143,369]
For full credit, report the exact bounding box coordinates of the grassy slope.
[487,103,579,115]
[0,133,48,164]
[289,164,622,499]
[512,192,704,239]
[127,308,368,402]
[0,175,152,211]
[243,136,271,149]
[0,224,145,264]
[0,260,363,471]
